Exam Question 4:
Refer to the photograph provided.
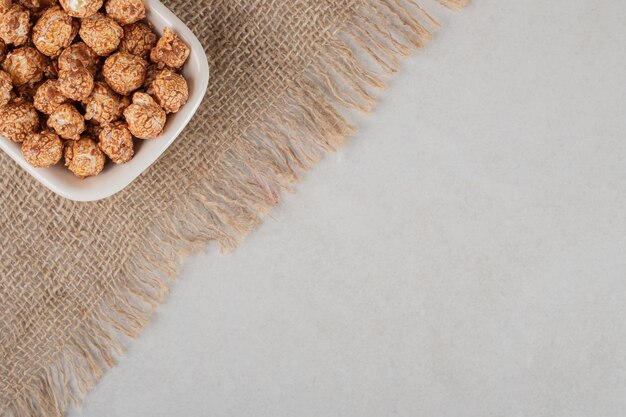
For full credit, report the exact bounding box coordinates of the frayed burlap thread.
[0,0,467,415]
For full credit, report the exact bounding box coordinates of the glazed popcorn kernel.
[103,51,146,95]
[32,6,78,57]
[0,98,39,142]
[0,0,11,14]
[64,136,105,178]
[0,5,31,46]
[47,103,85,140]
[59,0,101,18]
[99,120,133,164]
[150,27,190,69]
[149,69,188,114]
[58,41,99,76]
[22,130,63,168]
[79,12,123,56]
[120,22,157,59]
[33,79,67,114]
[123,92,165,139]
[0,70,13,108]
[58,67,94,101]
[3,46,45,86]
[105,0,145,25]
[83,81,129,125]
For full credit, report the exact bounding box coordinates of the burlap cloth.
[0,0,465,415]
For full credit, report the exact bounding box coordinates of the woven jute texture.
[0,0,465,415]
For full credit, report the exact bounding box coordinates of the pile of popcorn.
[0,0,190,178]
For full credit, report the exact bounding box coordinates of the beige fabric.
[0,0,465,415]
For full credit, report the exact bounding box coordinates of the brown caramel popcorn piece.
[3,47,45,86]
[119,22,157,59]
[47,103,84,140]
[58,67,94,101]
[59,0,101,18]
[150,27,190,69]
[64,136,104,178]
[105,0,144,25]
[0,70,13,108]
[102,51,146,95]
[58,42,99,75]
[123,92,165,139]
[79,13,123,56]
[32,6,78,57]
[0,5,31,46]
[33,79,67,114]
[0,98,39,142]
[148,69,188,114]
[99,120,133,163]
[0,0,12,14]
[83,81,129,125]
[22,130,62,167]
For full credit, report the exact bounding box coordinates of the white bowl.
[0,0,209,202]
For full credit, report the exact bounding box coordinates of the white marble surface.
[71,1,626,416]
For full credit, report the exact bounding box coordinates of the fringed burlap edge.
[2,1,467,415]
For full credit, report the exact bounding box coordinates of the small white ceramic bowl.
[0,0,209,202]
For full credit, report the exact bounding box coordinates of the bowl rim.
[0,0,210,202]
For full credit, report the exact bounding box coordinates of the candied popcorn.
[47,103,85,140]
[98,120,133,163]
[0,5,31,46]
[148,69,188,114]
[0,0,11,14]
[58,42,99,75]
[79,13,123,56]
[3,47,46,86]
[123,92,165,139]
[59,0,101,18]
[0,70,13,108]
[119,22,157,59]
[64,136,105,178]
[33,79,67,114]
[32,6,78,57]
[105,0,145,25]
[150,27,190,69]
[83,81,129,125]
[0,98,39,142]
[102,51,146,95]
[21,130,63,167]
[58,67,94,101]
[3,0,192,175]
